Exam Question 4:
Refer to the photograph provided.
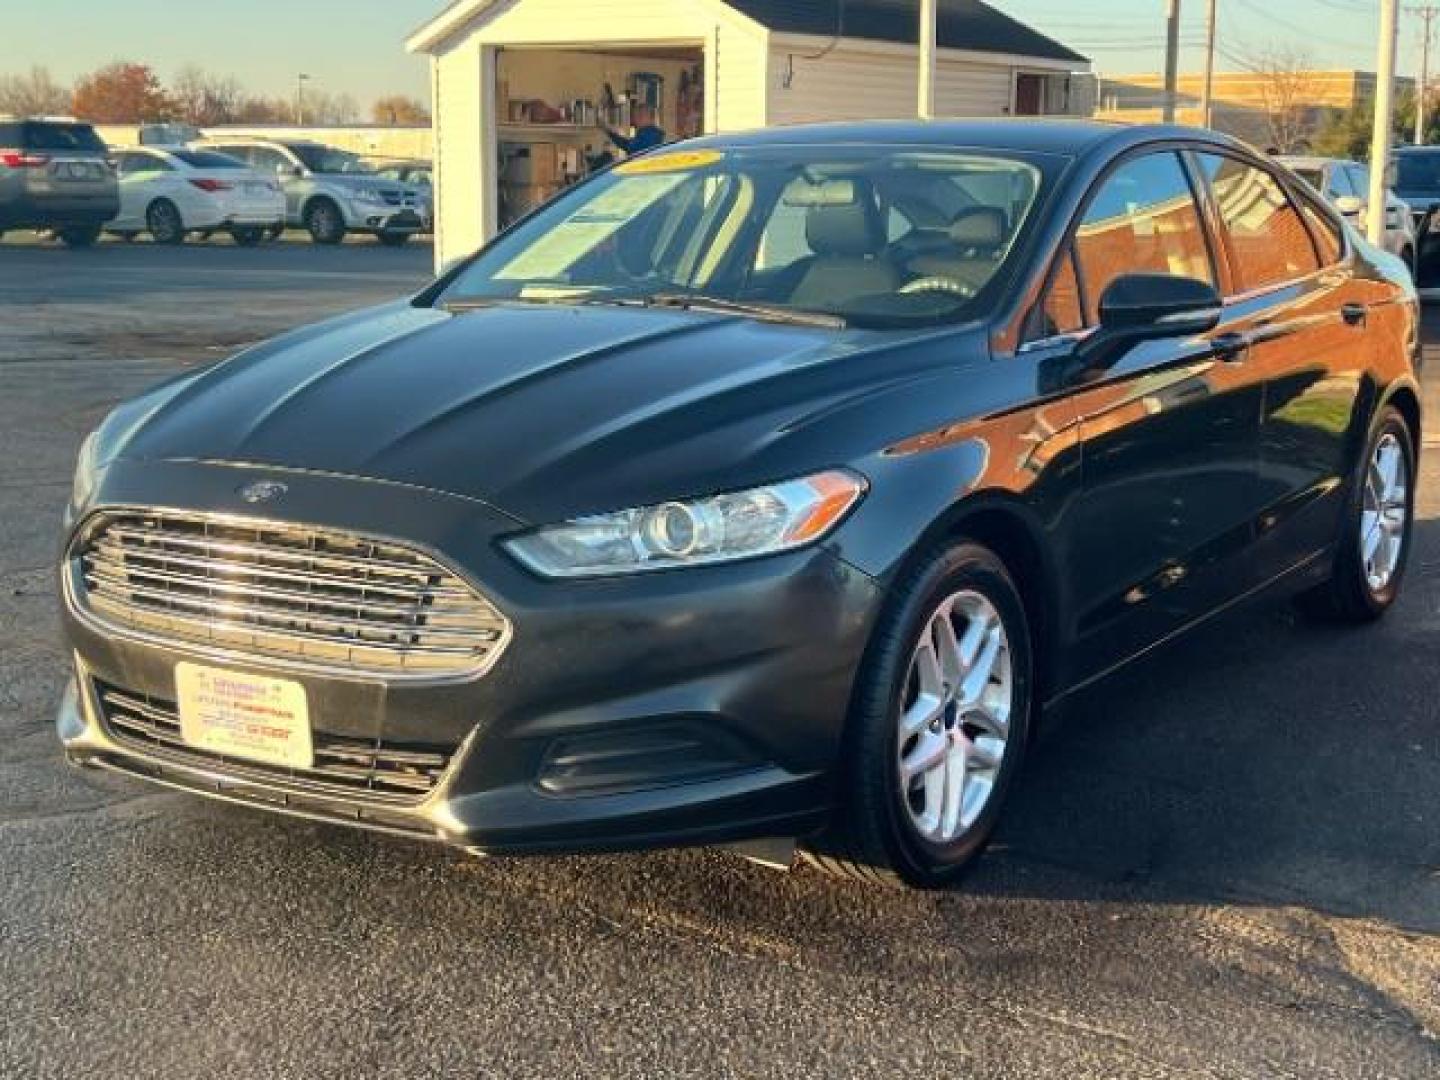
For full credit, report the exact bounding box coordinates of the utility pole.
[919,0,937,119]
[1163,0,1182,123]
[1371,0,1401,244]
[295,73,310,126]
[1200,0,1218,127]
[1412,5,1439,144]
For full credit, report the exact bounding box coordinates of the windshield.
[440,145,1055,328]
[1396,151,1440,192]
[290,144,373,175]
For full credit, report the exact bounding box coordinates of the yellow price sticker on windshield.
[616,149,723,175]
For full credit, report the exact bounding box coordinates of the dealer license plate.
[175,662,313,768]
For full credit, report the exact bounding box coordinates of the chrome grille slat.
[82,572,503,644]
[73,513,510,678]
[98,685,452,800]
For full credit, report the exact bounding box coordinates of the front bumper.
[58,459,881,854]
[344,202,424,234]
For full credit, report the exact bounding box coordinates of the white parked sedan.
[106,147,285,245]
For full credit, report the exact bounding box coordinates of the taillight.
[0,149,50,168]
[188,178,234,192]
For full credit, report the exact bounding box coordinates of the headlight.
[503,470,867,578]
[70,430,101,513]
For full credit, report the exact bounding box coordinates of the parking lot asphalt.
[1,242,1437,1079]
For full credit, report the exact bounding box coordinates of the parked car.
[0,116,117,247]
[1277,155,1415,272]
[106,146,285,246]
[375,160,433,230]
[195,138,427,245]
[58,122,1420,890]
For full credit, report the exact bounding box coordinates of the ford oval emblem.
[238,480,289,504]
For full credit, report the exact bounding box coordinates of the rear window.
[22,122,106,152]
[170,150,244,169]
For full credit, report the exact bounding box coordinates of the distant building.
[1095,69,1415,150]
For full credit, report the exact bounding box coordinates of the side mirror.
[1074,273,1222,373]
[1333,194,1364,216]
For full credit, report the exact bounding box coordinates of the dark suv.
[0,118,118,247]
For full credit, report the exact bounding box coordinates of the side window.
[1037,250,1085,338]
[133,153,172,174]
[1073,152,1213,323]
[1345,164,1371,198]
[114,153,140,176]
[1297,198,1344,266]
[250,147,291,173]
[1326,166,1354,199]
[1197,153,1320,291]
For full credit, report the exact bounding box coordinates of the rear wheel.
[304,199,345,244]
[58,223,102,248]
[805,541,1033,888]
[230,226,264,247]
[1297,406,1415,622]
[146,199,185,245]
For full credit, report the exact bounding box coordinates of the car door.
[249,146,304,220]
[1192,151,1374,583]
[111,152,146,228]
[1028,149,1267,682]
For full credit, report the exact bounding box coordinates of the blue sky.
[4,1,1405,106]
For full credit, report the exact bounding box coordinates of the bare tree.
[0,66,71,117]
[171,66,244,125]
[1242,47,1323,153]
[371,95,430,125]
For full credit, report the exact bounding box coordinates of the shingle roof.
[725,0,1086,64]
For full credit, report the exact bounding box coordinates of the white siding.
[432,38,488,270]
[767,41,1016,126]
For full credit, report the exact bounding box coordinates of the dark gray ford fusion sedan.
[58,121,1420,888]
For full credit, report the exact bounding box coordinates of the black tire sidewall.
[1347,407,1416,614]
[856,543,1034,885]
[147,200,183,244]
[306,200,344,244]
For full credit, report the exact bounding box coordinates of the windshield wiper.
[642,292,847,329]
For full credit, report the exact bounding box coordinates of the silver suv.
[0,118,118,247]
[196,137,428,246]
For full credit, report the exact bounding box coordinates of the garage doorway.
[495,45,705,228]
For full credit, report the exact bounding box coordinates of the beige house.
[406,0,1091,270]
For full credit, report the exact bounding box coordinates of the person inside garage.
[601,104,666,157]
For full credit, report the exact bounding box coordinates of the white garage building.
[407,0,1090,269]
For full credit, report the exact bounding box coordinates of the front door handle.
[1212,332,1249,363]
[1341,302,1367,327]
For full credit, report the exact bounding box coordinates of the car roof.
[1395,144,1440,154]
[683,119,1248,158]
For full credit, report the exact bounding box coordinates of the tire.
[58,223,102,248]
[230,226,264,247]
[376,229,411,247]
[805,541,1034,888]
[146,200,185,245]
[1297,405,1415,623]
[304,199,345,245]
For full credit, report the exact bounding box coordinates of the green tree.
[1314,88,1440,160]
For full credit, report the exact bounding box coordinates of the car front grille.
[72,512,509,678]
[96,681,455,800]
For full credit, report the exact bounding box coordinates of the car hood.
[320,173,414,195]
[112,302,984,524]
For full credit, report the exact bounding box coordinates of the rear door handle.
[1341,302,1367,327]
[1212,332,1250,363]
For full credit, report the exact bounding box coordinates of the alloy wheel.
[1361,431,1409,594]
[896,589,1014,844]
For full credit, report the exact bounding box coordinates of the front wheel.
[304,199,345,244]
[806,541,1033,888]
[1297,405,1415,623]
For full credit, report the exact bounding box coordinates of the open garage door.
[494,45,705,229]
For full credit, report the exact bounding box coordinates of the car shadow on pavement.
[966,517,1440,936]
